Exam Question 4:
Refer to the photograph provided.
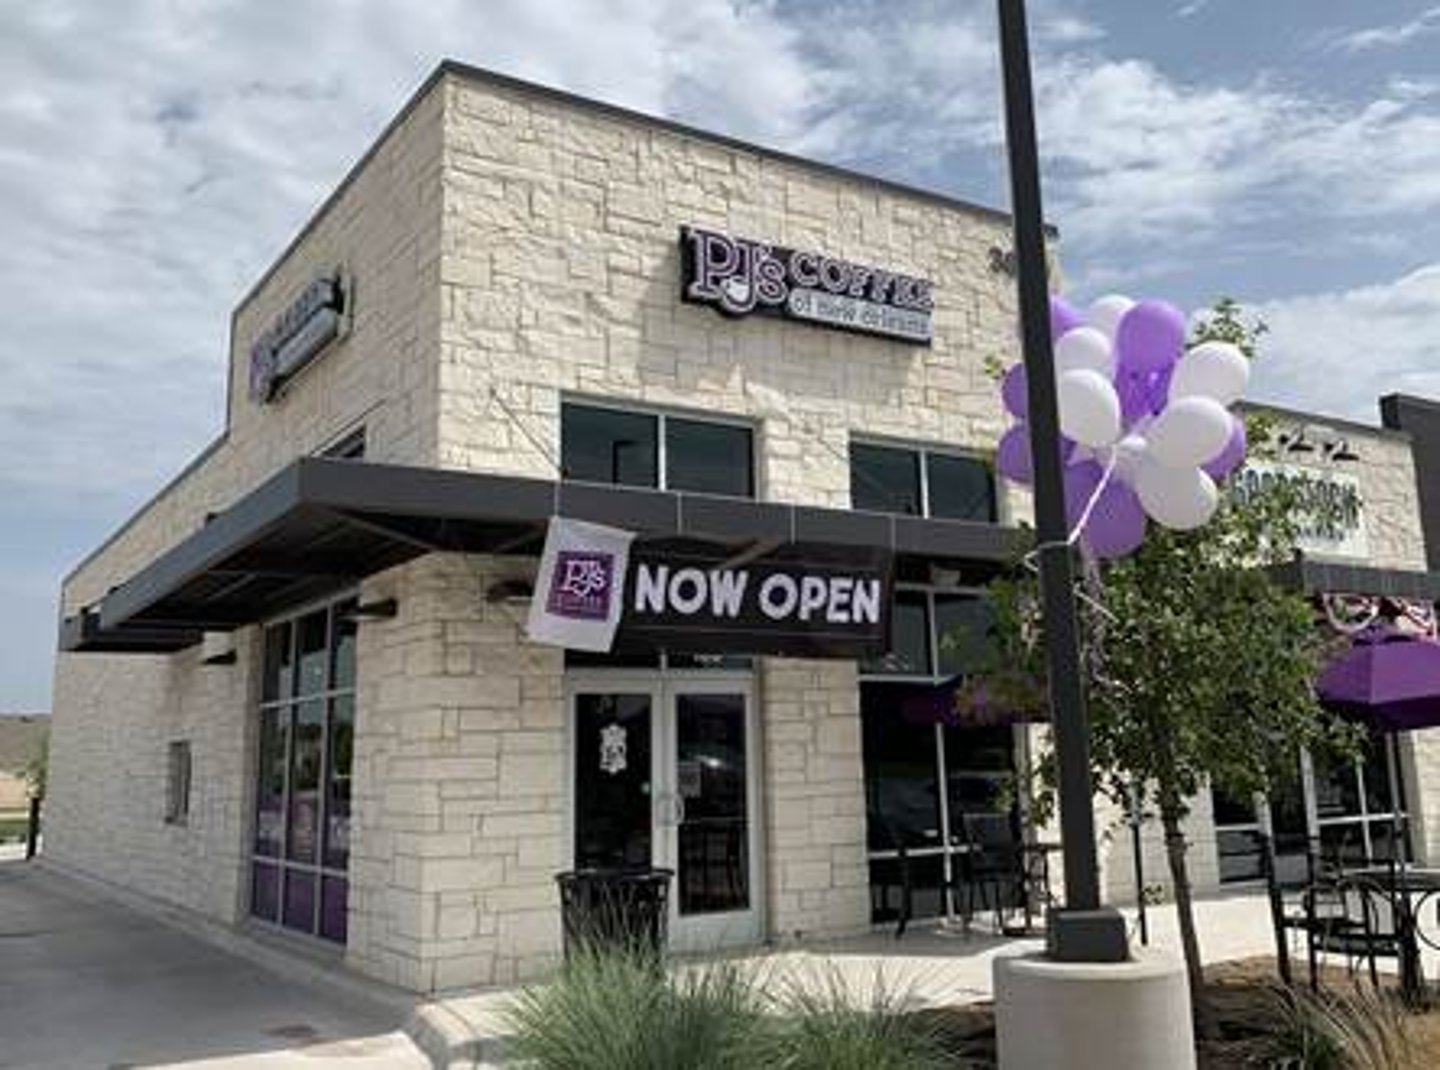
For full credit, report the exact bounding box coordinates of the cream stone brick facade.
[50,64,1029,994]
[48,61,1440,998]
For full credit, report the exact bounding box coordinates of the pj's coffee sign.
[617,543,893,658]
[680,226,933,345]
[249,273,349,403]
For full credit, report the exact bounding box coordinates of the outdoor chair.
[868,816,916,938]
[1311,876,1402,987]
[959,812,1024,933]
[1264,833,1401,991]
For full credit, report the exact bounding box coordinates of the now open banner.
[615,542,893,658]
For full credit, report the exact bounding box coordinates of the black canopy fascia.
[62,458,1029,654]
[1269,553,1440,601]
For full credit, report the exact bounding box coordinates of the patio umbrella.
[1315,626,1440,733]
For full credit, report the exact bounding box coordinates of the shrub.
[504,952,957,1070]
[752,966,955,1070]
[1228,981,1420,1070]
[503,948,760,1070]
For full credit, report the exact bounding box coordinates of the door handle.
[656,793,685,826]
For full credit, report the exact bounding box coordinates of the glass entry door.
[568,676,761,953]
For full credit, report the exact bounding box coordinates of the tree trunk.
[1160,800,1218,1042]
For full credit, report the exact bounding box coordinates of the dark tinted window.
[851,444,921,515]
[561,404,658,487]
[862,683,940,850]
[666,417,753,497]
[933,594,995,676]
[926,453,996,521]
[863,591,930,675]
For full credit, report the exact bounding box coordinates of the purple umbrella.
[1315,626,1440,733]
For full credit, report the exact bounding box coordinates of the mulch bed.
[922,955,1440,1068]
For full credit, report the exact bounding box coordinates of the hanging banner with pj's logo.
[526,517,635,652]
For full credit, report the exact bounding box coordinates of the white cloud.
[1248,265,1440,422]
[0,0,814,505]
[1332,5,1440,53]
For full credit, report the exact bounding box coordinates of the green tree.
[971,300,1357,1035]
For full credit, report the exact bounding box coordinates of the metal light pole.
[995,0,1128,962]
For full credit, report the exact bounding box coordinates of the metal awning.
[1269,553,1440,601]
[62,458,1029,654]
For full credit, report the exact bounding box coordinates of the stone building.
[50,61,1031,993]
[47,60,1440,995]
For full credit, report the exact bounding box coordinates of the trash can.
[555,867,674,959]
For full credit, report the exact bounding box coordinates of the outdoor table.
[1344,865,1440,1004]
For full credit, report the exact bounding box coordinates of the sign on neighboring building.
[248,273,349,403]
[1233,461,1368,560]
[680,226,933,344]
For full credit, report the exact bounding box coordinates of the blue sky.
[3,0,1439,709]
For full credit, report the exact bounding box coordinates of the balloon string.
[1068,451,1119,548]
[1020,448,1118,570]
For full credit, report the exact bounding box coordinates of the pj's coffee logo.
[546,550,616,621]
[680,226,933,345]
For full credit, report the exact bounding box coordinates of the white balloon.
[1111,434,1150,482]
[1057,369,1122,448]
[1169,341,1250,406]
[1146,396,1233,467]
[1055,327,1115,379]
[1134,461,1219,531]
[1087,294,1135,340]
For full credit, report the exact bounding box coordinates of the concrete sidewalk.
[0,861,430,1069]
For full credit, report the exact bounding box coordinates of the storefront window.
[850,444,921,516]
[926,453,997,522]
[850,441,995,521]
[666,417,753,497]
[250,596,356,944]
[1211,734,1409,885]
[562,404,658,487]
[560,402,754,498]
[862,591,931,676]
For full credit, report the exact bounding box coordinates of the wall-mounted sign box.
[680,226,933,344]
[1234,460,1368,560]
[248,273,349,403]
[614,540,893,658]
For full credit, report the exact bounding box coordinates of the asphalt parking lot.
[0,861,430,1069]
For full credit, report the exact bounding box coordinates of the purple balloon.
[1150,364,1176,414]
[996,424,1034,484]
[1117,371,1152,428]
[1085,481,1148,559]
[1202,416,1248,479]
[1116,300,1186,378]
[1050,295,1085,341]
[1063,459,1104,529]
[1001,363,1029,420]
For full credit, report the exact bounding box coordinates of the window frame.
[859,583,991,684]
[164,740,191,826]
[848,434,998,522]
[560,396,759,499]
[249,590,358,946]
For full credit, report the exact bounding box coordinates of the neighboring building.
[50,61,1033,993]
[1109,401,1439,903]
[0,714,47,812]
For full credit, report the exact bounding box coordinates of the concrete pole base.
[994,949,1195,1070]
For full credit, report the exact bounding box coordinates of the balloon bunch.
[996,295,1250,559]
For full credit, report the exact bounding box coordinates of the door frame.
[563,669,765,953]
